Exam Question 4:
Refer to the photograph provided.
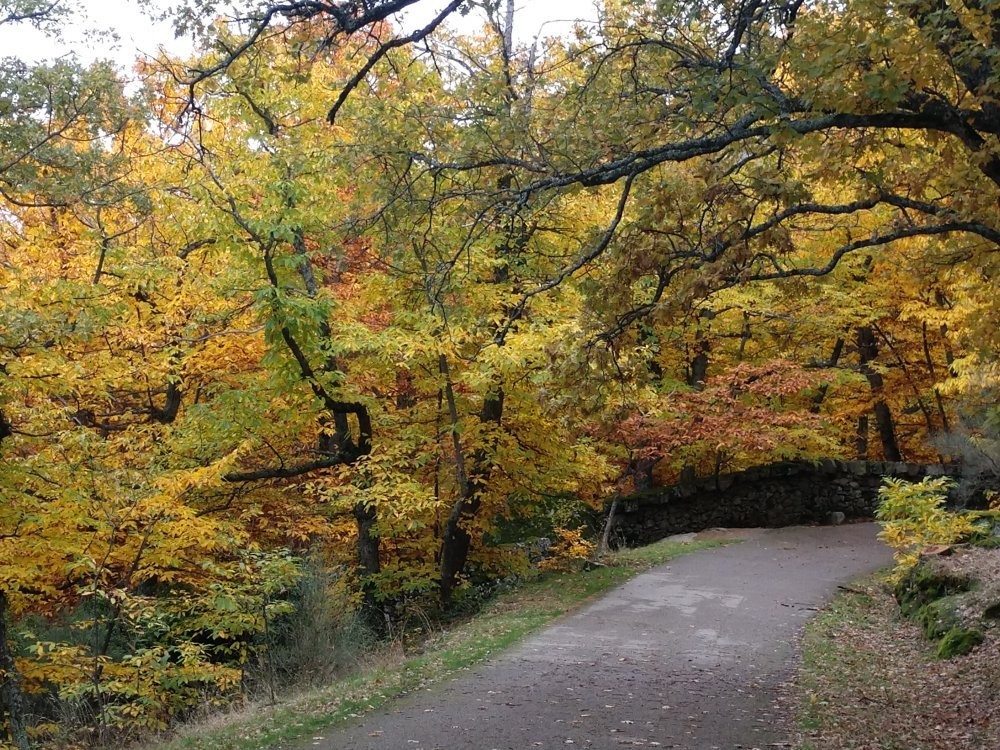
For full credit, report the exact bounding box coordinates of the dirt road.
[300,524,893,749]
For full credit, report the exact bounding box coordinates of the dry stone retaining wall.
[609,460,979,548]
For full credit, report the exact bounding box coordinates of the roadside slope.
[300,524,893,750]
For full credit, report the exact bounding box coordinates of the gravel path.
[299,523,892,750]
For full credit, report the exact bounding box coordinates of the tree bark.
[353,500,383,632]
[922,321,951,433]
[438,352,503,606]
[0,593,30,750]
[0,409,10,447]
[687,309,713,387]
[856,326,902,461]
[599,496,619,555]
[437,3,518,606]
[679,314,711,482]
[873,323,935,435]
[855,414,870,459]
[290,226,381,610]
[810,337,844,413]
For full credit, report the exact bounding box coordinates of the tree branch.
[327,0,466,123]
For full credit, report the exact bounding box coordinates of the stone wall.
[609,460,980,548]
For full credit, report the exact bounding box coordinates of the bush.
[252,560,374,691]
[538,527,595,572]
[876,477,977,577]
[486,493,603,547]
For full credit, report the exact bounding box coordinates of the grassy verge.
[144,538,727,750]
[796,571,999,750]
[797,575,885,748]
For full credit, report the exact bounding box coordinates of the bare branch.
[328,0,466,123]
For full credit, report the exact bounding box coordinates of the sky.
[0,0,600,69]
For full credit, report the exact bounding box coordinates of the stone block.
[847,460,867,476]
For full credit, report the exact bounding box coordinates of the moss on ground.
[892,553,996,660]
[893,560,971,617]
[936,626,984,658]
[913,595,961,639]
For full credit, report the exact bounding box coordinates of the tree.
[0,1,997,743]
[165,0,999,584]
[616,360,840,484]
[170,2,999,343]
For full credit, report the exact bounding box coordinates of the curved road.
[301,524,892,749]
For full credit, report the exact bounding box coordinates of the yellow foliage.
[876,478,978,579]
[539,528,596,572]
[1,0,998,745]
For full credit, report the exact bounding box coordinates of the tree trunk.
[438,381,503,607]
[353,500,384,633]
[679,316,712,481]
[810,337,844,413]
[855,414,870,459]
[856,326,902,461]
[872,401,902,461]
[689,350,709,387]
[439,510,475,606]
[874,323,935,435]
[0,593,30,750]
[687,309,713,388]
[291,225,382,608]
[922,321,951,433]
[437,3,523,605]
[354,505,380,576]
[737,314,751,361]
[599,496,620,555]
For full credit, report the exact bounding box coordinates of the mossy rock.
[936,627,984,659]
[894,560,972,617]
[914,596,962,639]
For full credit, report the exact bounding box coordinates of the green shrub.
[257,560,374,690]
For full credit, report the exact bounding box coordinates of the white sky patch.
[402,0,601,45]
[0,1,188,66]
[0,0,600,69]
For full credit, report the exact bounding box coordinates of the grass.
[142,537,727,750]
[797,575,885,744]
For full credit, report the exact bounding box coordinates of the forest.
[0,0,997,746]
